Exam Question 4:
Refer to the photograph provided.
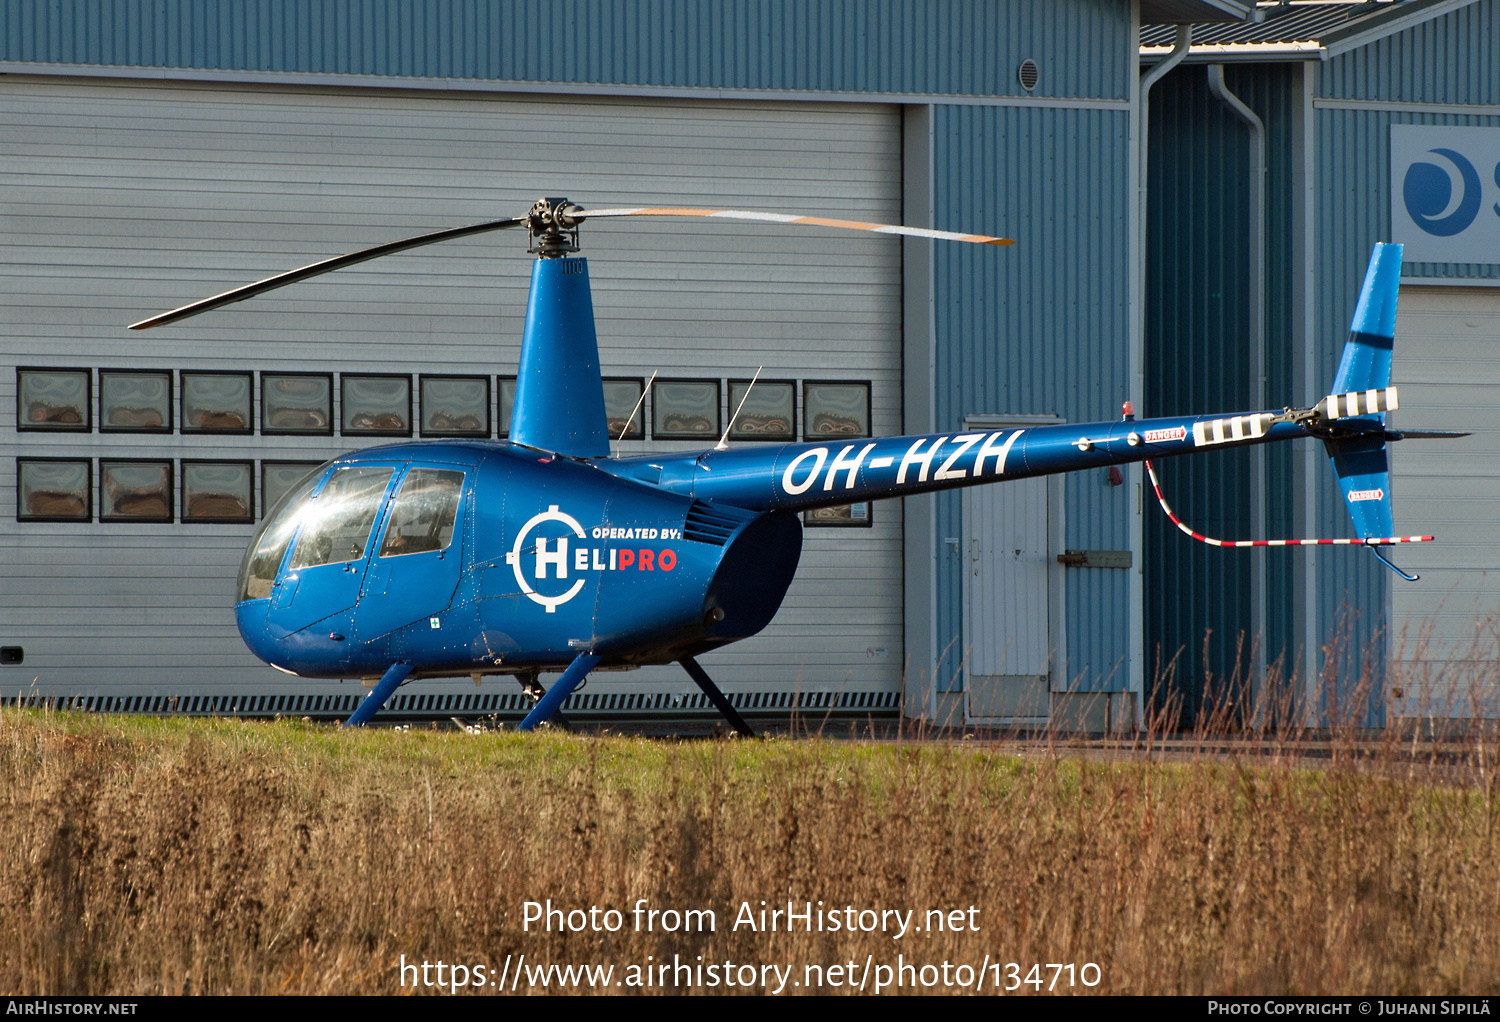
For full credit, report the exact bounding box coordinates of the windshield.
[236,461,331,602]
[288,466,396,570]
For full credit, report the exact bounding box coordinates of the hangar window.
[16,368,90,432]
[498,376,517,437]
[343,374,412,436]
[100,460,173,522]
[262,462,325,519]
[604,378,645,440]
[262,373,333,435]
[378,469,465,557]
[99,369,172,432]
[729,379,796,440]
[182,461,254,523]
[420,375,489,437]
[804,502,872,528]
[653,379,720,439]
[181,371,253,433]
[16,458,91,521]
[288,466,396,568]
[803,381,870,438]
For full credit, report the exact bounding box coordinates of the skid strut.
[343,662,413,728]
[680,656,755,737]
[518,655,600,731]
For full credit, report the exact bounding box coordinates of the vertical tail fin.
[1326,243,1411,576]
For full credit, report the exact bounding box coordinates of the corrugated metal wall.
[0,0,1131,100]
[1319,1,1499,106]
[1145,62,1301,723]
[1311,3,1500,723]
[0,77,906,699]
[932,102,1133,693]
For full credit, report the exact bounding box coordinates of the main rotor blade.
[579,207,1014,246]
[130,215,527,329]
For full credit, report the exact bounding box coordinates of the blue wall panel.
[0,0,1131,100]
[931,103,1132,692]
[1145,63,1302,724]
[1319,0,1500,107]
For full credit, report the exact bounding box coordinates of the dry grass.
[2,708,1499,995]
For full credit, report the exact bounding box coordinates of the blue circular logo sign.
[1402,147,1482,237]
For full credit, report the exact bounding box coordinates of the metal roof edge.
[1321,0,1484,56]
[1141,41,1329,62]
[1141,0,1257,23]
[0,60,1133,109]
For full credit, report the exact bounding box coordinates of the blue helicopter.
[132,198,1449,734]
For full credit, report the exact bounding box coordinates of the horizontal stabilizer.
[1388,429,1470,440]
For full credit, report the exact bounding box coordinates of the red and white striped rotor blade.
[580,207,1014,246]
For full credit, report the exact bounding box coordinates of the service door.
[267,465,398,637]
[353,466,469,641]
[964,473,1054,723]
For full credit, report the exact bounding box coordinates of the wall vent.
[1018,59,1039,92]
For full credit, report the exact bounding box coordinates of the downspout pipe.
[1206,63,1268,708]
[1133,23,1190,728]
[1137,25,1193,329]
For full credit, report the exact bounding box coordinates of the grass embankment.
[2,711,1498,995]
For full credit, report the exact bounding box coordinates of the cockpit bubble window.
[378,469,465,557]
[236,461,331,602]
[288,466,396,570]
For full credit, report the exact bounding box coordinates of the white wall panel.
[0,76,902,700]
[1390,286,1500,717]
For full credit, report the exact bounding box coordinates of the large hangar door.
[0,77,902,703]
[1390,287,1500,718]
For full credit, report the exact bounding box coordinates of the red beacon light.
[1122,400,1135,421]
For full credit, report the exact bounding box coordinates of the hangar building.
[2,0,1496,727]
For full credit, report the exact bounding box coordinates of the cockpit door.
[266,465,397,638]
[353,466,468,641]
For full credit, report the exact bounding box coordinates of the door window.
[378,469,465,557]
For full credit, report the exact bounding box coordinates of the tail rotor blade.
[130,215,527,330]
[579,206,1014,246]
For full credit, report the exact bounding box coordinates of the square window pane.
[342,375,411,435]
[498,377,517,437]
[804,382,870,439]
[182,372,252,432]
[262,374,332,434]
[100,461,172,521]
[803,502,872,528]
[17,459,90,520]
[603,378,645,440]
[182,461,253,522]
[262,462,326,518]
[99,370,171,431]
[653,379,720,439]
[420,376,490,436]
[729,379,795,440]
[16,368,90,431]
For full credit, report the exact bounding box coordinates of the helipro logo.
[506,506,679,613]
[1391,126,1500,265]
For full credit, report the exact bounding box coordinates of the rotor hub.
[527,196,584,258]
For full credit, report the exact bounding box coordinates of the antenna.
[716,366,764,451]
[617,369,657,446]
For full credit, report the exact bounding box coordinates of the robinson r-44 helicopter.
[131,198,1453,734]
